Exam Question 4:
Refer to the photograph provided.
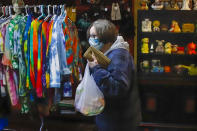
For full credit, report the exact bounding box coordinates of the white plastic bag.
[75,64,105,116]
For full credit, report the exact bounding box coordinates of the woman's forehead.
[90,26,97,35]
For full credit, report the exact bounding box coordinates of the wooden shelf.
[139,122,197,130]
[138,74,197,86]
[140,32,197,35]
[139,53,197,58]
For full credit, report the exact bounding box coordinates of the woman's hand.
[88,53,98,68]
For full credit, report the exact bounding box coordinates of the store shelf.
[138,10,197,16]
[139,122,197,130]
[139,53,197,58]
[138,74,197,86]
[140,32,197,36]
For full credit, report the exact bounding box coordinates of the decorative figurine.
[140,60,149,73]
[142,18,152,32]
[153,20,160,32]
[181,0,191,10]
[150,43,154,53]
[151,59,164,73]
[169,20,181,33]
[177,46,185,54]
[171,0,180,10]
[151,0,164,10]
[194,0,197,10]
[141,38,149,53]
[182,23,195,32]
[176,64,197,76]
[174,65,188,75]
[161,24,169,32]
[178,1,183,9]
[140,0,150,10]
[171,44,178,54]
[164,0,180,10]
[187,42,197,55]
[164,1,171,10]
[155,40,165,53]
[164,66,171,73]
[164,42,172,54]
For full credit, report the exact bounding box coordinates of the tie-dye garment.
[2,25,12,67]
[49,16,61,88]
[46,20,53,89]
[23,14,33,90]
[30,19,42,97]
[21,14,33,114]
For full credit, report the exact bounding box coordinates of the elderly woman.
[87,19,141,131]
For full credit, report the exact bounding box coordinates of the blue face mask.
[89,37,104,50]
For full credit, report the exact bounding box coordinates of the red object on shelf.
[164,66,171,73]
[187,42,197,55]
[177,47,185,54]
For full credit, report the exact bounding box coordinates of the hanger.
[5,6,9,17]
[44,5,52,21]
[34,5,37,13]
[25,5,29,16]
[56,5,61,16]
[9,6,12,16]
[37,5,45,20]
[2,6,6,19]
[0,6,5,19]
[60,5,66,17]
[51,5,57,20]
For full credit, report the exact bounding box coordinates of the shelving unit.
[137,10,197,124]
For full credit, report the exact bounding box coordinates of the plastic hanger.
[5,6,8,17]
[44,5,52,21]
[51,5,57,20]
[0,6,5,19]
[37,5,46,20]
[2,6,7,19]
[22,5,28,19]
[56,5,61,16]
[25,5,29,16]
[9,6,12,16]
[34,5,37,13]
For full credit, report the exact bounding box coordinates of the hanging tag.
[114,6,118,10]
[104,8,108,12]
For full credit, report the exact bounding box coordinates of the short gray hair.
[87,19,118,44]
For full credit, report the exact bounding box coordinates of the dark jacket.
[91,36,141,131]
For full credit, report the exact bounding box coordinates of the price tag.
[105,8,108,12]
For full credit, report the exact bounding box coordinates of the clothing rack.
[0,4,68,16]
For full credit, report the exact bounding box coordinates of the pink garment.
[5,67,18,106]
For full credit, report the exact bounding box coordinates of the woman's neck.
[100,42,113,53]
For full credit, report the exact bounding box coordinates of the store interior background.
[0,0,197,130]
